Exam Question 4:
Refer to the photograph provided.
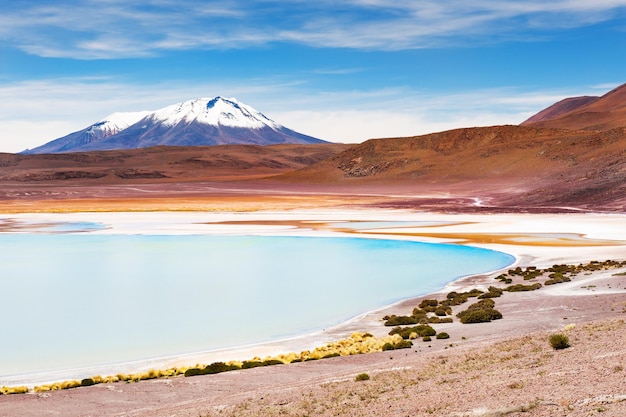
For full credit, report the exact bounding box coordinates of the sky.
[1,1,626,153]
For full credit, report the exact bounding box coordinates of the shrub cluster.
[494,260,626,287]
[478,286,503,299]
[383,299,452,326]
[442,289,484,306]
[544,272,572,285]
[549,333,570,350]
[184,362,242,377]
[389,324,436,339]
[382,340,413,350]
[505,283,542,292]
[506,266,542,280]
[457,299,502,324]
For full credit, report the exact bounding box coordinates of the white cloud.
[271,110,520,144]
[2,1,626,58]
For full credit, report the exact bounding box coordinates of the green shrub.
[355,373,370,381]
[395,340,413,349]
[436,332,450,339]
[466,288,484,297]
[205,362,241,374]
[382,340,413,351]
[434,306,452,316]
[382,342,395,351]
[262,359,285,366]
[384,315,418,326]
[422,336,431,342]
[419,299,439,307]
[442,289,483,306]
[428,316,453,324]
[184,362,241,377]
[505,283,542,292]
[419,299,439,312]
[80,378,95,387]
[412,307,427,316]
[184,368,204,377]
[389,324,436,339]
[457,299,502,323]
[478,286,503,299]
[458,309,493,323]
[549,334,570,350]
[241,361,265,369]
[321,353,340,359]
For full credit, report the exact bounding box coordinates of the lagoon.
[0,232,513,379]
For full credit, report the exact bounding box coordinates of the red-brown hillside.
[521,96,599,125]
[0,143,349,183]
[522,83,626,131]
[277,125,626,210]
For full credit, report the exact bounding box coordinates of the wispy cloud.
[3,1,626,59]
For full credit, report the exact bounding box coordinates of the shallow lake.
[0,233,513,377]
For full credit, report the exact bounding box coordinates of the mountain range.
[4,83,626,212]
[23,97,326,154]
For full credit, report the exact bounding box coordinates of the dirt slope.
[521,96,599,125]
[0,143,350,183]
[277,125,626,210]
[523,83,626,131]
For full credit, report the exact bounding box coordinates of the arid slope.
[278,125,626,210]
[0,143,350,183]
[522,82,626,131]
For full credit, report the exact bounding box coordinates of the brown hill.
[522,83,626,131]
[1,126,624,213]
[277,125,626,210]
[0,143,350,183]
[521,96,599,125]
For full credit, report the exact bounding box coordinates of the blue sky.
[1,1,626,152]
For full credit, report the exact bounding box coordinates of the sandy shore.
[1,209,625,416]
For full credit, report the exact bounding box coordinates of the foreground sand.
[1,210,625,416]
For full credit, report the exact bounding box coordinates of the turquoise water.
[0,234,513,376]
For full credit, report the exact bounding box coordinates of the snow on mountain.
[23,97,326,154]
[151,97,281,130]
[86,111,152,139]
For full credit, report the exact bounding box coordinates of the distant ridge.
[23,97,326,154]
[522,83,626,131]
[521,96,599,125]
[278,124,626,210]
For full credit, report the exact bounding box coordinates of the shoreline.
[1,209,625,389]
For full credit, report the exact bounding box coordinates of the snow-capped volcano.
[23,97,326,154]
[151,97,281,129]
[90,111,153,136]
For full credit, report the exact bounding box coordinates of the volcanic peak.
[87,111,152,138]
[150,97,280,130]
[23,96,325,154]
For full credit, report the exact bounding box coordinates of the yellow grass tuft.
[1,385,29,395]
[6,331,408,394]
